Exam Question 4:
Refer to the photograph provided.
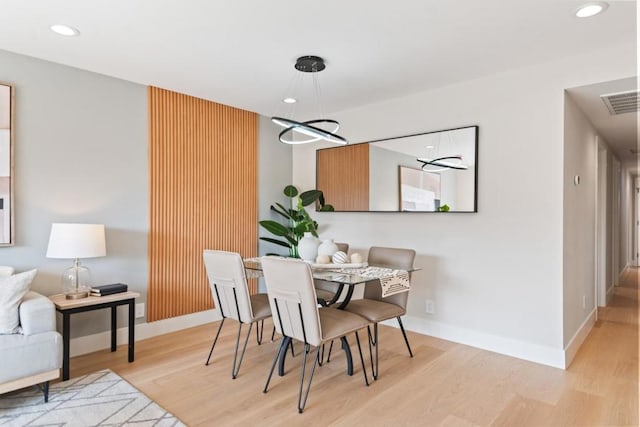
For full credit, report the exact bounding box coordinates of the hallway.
[565,266,639,425]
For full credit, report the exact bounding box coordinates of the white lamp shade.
[46,223,106,259]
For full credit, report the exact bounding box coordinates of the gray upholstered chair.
[342,246,416,379]
[261,256,371,413]
[0,267,62,402]
[202,250,272,379]
[314,242,349,306]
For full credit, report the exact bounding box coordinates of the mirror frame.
[0,82,14,246]
[316,125,479,213]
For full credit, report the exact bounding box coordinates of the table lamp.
[46,223,106,299]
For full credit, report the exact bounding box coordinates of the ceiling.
[0,0,636,121]
[568,78,639,168]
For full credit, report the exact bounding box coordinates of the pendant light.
[272,55,347,145]
[416,129,468,172]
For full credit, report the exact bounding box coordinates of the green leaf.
[271,203,292,219]
[284,235,298,246]
[299,190,321,206]
[259,220,289,237]
[319,204,335,212]
[259,237,291,248]
[293,222,310,235]
[283,185,298,198]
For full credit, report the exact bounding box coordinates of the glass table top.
[243,258,419,286]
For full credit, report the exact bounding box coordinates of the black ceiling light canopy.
[271,55,347,145]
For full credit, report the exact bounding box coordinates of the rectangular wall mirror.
[317,125,478,212]
[0,83,14,245]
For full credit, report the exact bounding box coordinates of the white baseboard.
[563,308,596,369]
[71,308,593,370]
[381,315,566,369]
[69,309,221,357]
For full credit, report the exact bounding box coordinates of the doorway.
[635,178,640,267]
[596,140,608,307]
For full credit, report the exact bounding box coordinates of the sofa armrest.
[19,292,56,336]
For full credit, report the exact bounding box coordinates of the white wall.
[292,43,635,367]
[369,146,414,211]
[257,115,292,291]
[0,49,148,338]
[563,94,599,344]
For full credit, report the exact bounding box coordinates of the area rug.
[0,370,184,426]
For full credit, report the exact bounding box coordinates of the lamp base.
[61,259,92,300]
[65,291,89,300]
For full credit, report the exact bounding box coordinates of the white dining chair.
[261,256,372,413]
[202,250,272,379]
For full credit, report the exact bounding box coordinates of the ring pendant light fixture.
[417,156,468,172]
[271,56,347,145]
[416,130,468,172]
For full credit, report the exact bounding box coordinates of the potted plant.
[259,185,334,258]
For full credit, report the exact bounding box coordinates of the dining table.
[243,258,418,377]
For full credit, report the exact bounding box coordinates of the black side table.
[50,291,140,381]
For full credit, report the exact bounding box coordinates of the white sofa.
[0,282,62,402]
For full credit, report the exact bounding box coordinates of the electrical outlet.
[425,299,435,314]
[135,303,145,319]
[582,295,586,309]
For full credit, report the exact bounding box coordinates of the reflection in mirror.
[317,126,478,212]
[0,83,13,245]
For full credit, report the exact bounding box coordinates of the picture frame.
[399,166,441,212]
[0,82,14,246]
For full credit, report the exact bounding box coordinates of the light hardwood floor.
[68,268,639,426]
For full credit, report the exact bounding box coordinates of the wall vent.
[600,90,639,115]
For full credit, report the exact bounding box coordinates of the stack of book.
[90,283,128,297]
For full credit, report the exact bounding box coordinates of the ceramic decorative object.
[350,253,363,264]
[298,232,320,261]
[332,251,349,264]
[318,239,339,257]
[315,254,331,264]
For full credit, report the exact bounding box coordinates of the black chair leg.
[397,317,413,357]
[367,324,379,380]
[271,325,276,341]
[318,343,325,366]
[354,331,370,386]
[205,318,226,365]
[298,343,320,414]
[256,319,265,345]
[232,322,253,379]
[264,337,287,393]
[326,340,334,363]
[367,326,374,378]
[43,381,49,403]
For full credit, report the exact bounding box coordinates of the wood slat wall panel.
[148,87,258,322]
[317,144,370,211]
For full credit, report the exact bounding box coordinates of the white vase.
[298,232,320,261]
[317,239,339,257]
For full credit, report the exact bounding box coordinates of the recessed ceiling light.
[283,97,297,104]
[50,24,80,36]
[575,2,609,18]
